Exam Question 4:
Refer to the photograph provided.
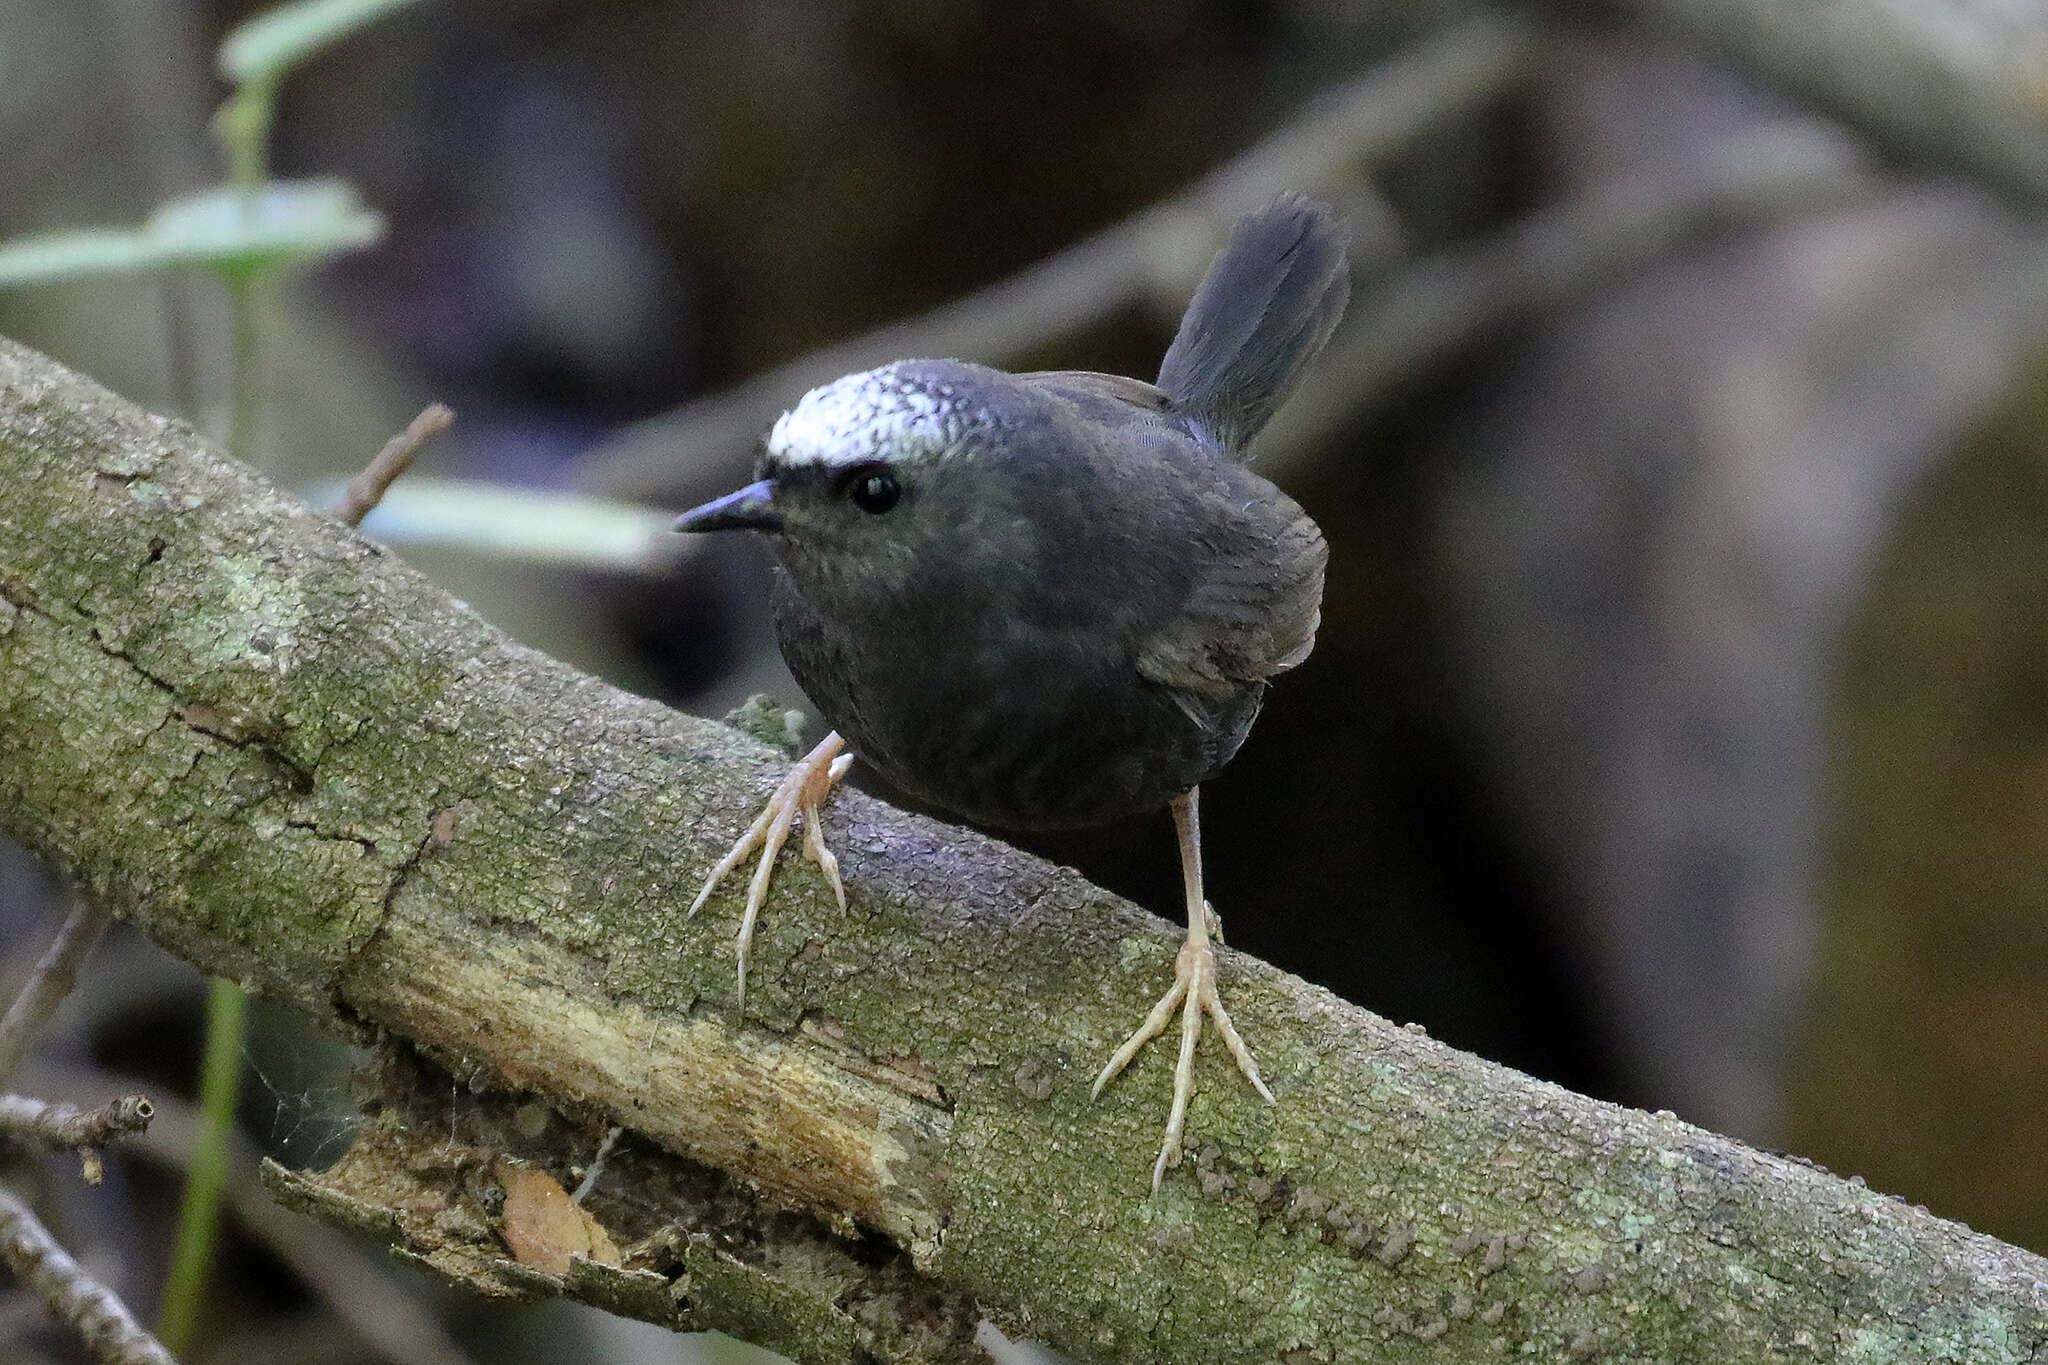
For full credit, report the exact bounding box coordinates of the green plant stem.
[219,81,275,189]
[156,292,259,1346]
[157,67,277,1355]
[224,269,265,460]
[155,976,246,1353]
[154,313,259,1340]
[222,69,271,457]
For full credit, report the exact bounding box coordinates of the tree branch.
[3,336,2047,1362]
[0,1093,153,1153]
[1611,0,2048,204]
[0,894,112,1083]
[0,1184,176,1365]
[336,402,453,530]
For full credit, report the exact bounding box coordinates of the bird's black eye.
[848,468,900,514]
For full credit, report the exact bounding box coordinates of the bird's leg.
[686,730,855,1015]
[1091,788,1274,1191]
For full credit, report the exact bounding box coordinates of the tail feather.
[1156,193,1351,458]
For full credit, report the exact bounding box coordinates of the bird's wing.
[1133,489,1328,703]
[1019,370,1174,415]
[1021,368,1328,699]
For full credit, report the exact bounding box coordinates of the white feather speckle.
[766,362,968,469]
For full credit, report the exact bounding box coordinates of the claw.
[1095,933,1272,1191]
[687,731,850,1014]
[1092,790,1273,1192]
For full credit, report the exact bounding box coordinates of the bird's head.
[674,359,1025,606]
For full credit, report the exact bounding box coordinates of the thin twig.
[20,1064,475,1365]
[570,1125,623,1205]
[0,1092,153,1185]
[0,897,112,1085]
[20,1060,478,1365]
[337,403,454,529]
[0,1094,154,1151]
[0,1183,178,1365]
[578,12,1549,499]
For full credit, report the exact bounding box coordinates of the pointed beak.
[673,479,782,533]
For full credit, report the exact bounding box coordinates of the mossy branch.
[2,335,2046,1363]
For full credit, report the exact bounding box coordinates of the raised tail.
[1156,193,1351,458]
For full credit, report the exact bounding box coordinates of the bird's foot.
[686,730,853,1015]
[1091,912,1274,1192]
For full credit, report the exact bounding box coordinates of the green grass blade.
[156,978,248,1355]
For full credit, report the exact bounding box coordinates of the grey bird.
[675,193,1349,1189]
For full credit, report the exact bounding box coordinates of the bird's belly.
[776,597,1257,830]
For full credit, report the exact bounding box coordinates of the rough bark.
[2,335,2047,1363]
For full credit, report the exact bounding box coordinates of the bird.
[673,192,1349,1190]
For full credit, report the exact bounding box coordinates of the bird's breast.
[770,570,1258,830]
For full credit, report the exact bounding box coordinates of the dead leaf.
[496,1159,621,1272]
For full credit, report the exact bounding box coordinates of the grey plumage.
[1157,190,1352,457]
[679,194,1349,834]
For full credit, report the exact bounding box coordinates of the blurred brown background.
[2,1,2046,1361]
